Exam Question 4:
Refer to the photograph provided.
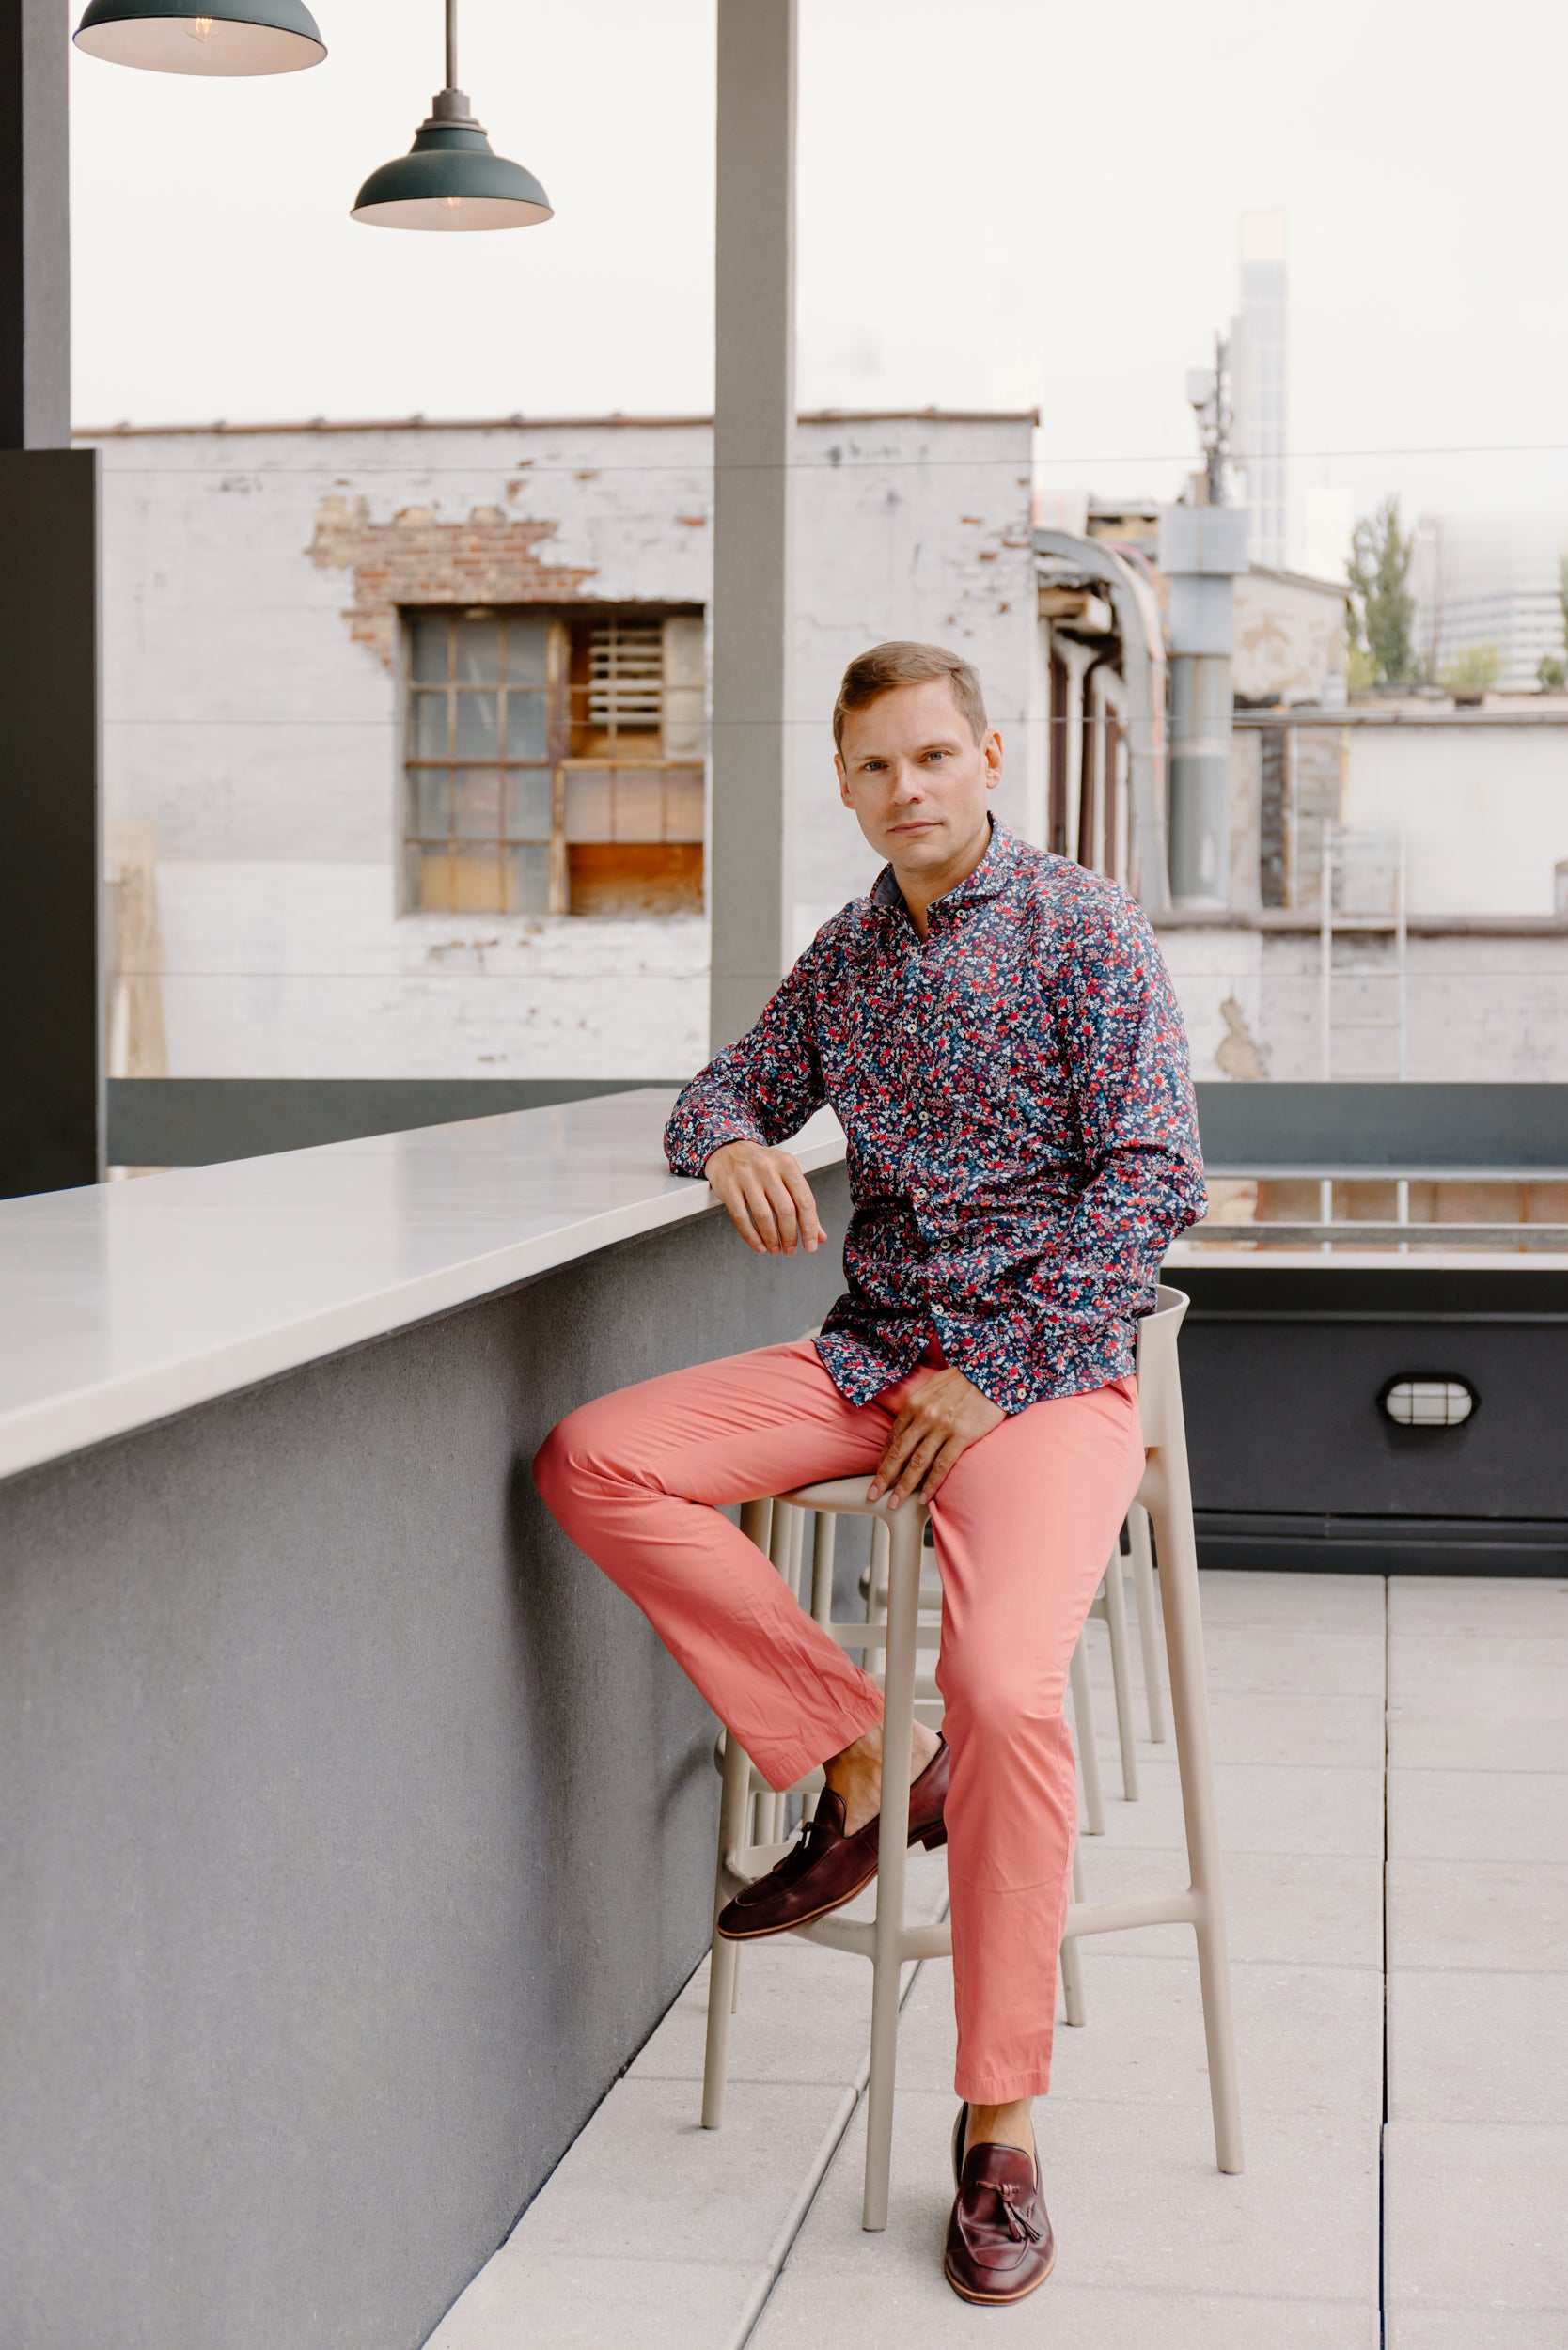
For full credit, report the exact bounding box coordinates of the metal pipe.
[1033,530,1170,912]
[445,0,457,89]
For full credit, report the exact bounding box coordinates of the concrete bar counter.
[0,1092,850,2350]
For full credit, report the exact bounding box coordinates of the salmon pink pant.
[533,1338,1144,2102]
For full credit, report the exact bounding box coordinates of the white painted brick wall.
[92,415,1037,1078]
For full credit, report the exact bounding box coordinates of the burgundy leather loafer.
[944,2103,1056,2306]
[715,1738,949,1941]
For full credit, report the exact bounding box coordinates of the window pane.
[564,768,614,841]
[453,619,501,685]
[663,767,705,841]
[409,769,451,836]
[410,615,448,684]
[505,693,546,759]
[410,844,503,914]
[504,617,548,686]
[506,770,553,838]
[501,845,551,915]
[452,769,503,838]
[613,769,664,842]
[454,691,501,760]
[411,692,449,757]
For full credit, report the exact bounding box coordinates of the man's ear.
[835,754,853,809]
[982,728,1003,789]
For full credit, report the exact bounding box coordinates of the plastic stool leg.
[1060,1840,1088,2027]
[862,1505,923,2231]
[1068,1631,1105,1836]
[1103,1546,1141,1801]
[1130,1504,1166,1743]
[1144,1458,1244,2174]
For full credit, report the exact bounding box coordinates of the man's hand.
[705,1139,826,1258]
[868,1366,1005,1509]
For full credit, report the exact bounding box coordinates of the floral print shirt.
[665,821,1205,1412]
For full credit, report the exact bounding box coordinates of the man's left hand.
[867,1367,1006,1509]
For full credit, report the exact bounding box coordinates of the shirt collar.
[870,816,1018,918]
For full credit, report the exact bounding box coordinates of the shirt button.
[911,1186,928,1204]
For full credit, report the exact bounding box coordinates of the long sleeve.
[664,946,827,1178]
[1039,889,1205,1337]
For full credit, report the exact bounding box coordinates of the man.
[535,641,1204,2305]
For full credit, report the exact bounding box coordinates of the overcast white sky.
[68,0,1568,565]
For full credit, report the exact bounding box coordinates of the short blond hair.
[832,640,988,753]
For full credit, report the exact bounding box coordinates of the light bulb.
[443,195,464,211]
[187,13,214,37]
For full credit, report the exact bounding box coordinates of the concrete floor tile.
[893,1950,1382,2123]
[1204,1687,1388,1769]
[1388,1576,1568,1641]
[1105,1759,1386,1858]
[634,1939,874,2088]
[1385,2121,1568,2315]
[1388,1767,1568,1865]
[1388,1701,1568,1774]
[1075,1845,1386,1967]
[1387,2310,1568,2350]
[1200,1626,1388,1696]
[1388,1645,1568,1771]
[1388,1856,1568,1971]
[782,2089,1380,2306]
[1196,1571,1388,1632]
[427,2250,767,2350]
[1388,1968,1568,2125]
[511,2076,855,2270]
[756,2261,1378,2349]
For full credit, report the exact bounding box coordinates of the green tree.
[1534,556,1568,688]
[1347,495,1417,684]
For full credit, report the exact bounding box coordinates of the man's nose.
[888,761,924,803]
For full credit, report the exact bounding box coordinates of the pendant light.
[352,0,551,233]
[73,0,325,75]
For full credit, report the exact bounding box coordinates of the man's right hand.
[704,1140,826,1258]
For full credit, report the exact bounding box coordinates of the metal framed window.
[403,607,705,917]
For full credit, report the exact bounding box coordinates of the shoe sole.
[716,1822,947,1943]
[943,2240,1058,2306]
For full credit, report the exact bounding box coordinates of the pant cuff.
[954,2066,1054,2103]
[750,1678,885,1794]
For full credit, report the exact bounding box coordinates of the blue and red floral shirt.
[666,821,1205,1413]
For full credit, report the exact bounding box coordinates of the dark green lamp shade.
[353,116,552,233]
[74,0,325,73]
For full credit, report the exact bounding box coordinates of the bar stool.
[701,1284,1242,2226]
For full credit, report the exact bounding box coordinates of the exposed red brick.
[307,494,598,666]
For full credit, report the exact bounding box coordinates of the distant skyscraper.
[1235,210,1288,568]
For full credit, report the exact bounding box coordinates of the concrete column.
[0,0,102,1195]
[709,0,797,1053]
[0,0,71,449]
[1160,505,1248,910]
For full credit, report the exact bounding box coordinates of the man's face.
[835,678,1002,874]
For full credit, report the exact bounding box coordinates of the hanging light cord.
[445,0,457,92]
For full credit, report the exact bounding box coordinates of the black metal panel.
[0,450,101,1197]
[108,1076,688,1166]
[1177,1261,1568,1573]
[1193,1081,1568,1174]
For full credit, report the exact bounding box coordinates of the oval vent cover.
[1381,1376,1478,1429]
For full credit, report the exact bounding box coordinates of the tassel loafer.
[943,2101,1057,2306]
[715,1737,949,1941]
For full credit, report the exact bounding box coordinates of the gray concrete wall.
[0,1169,850,2350]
